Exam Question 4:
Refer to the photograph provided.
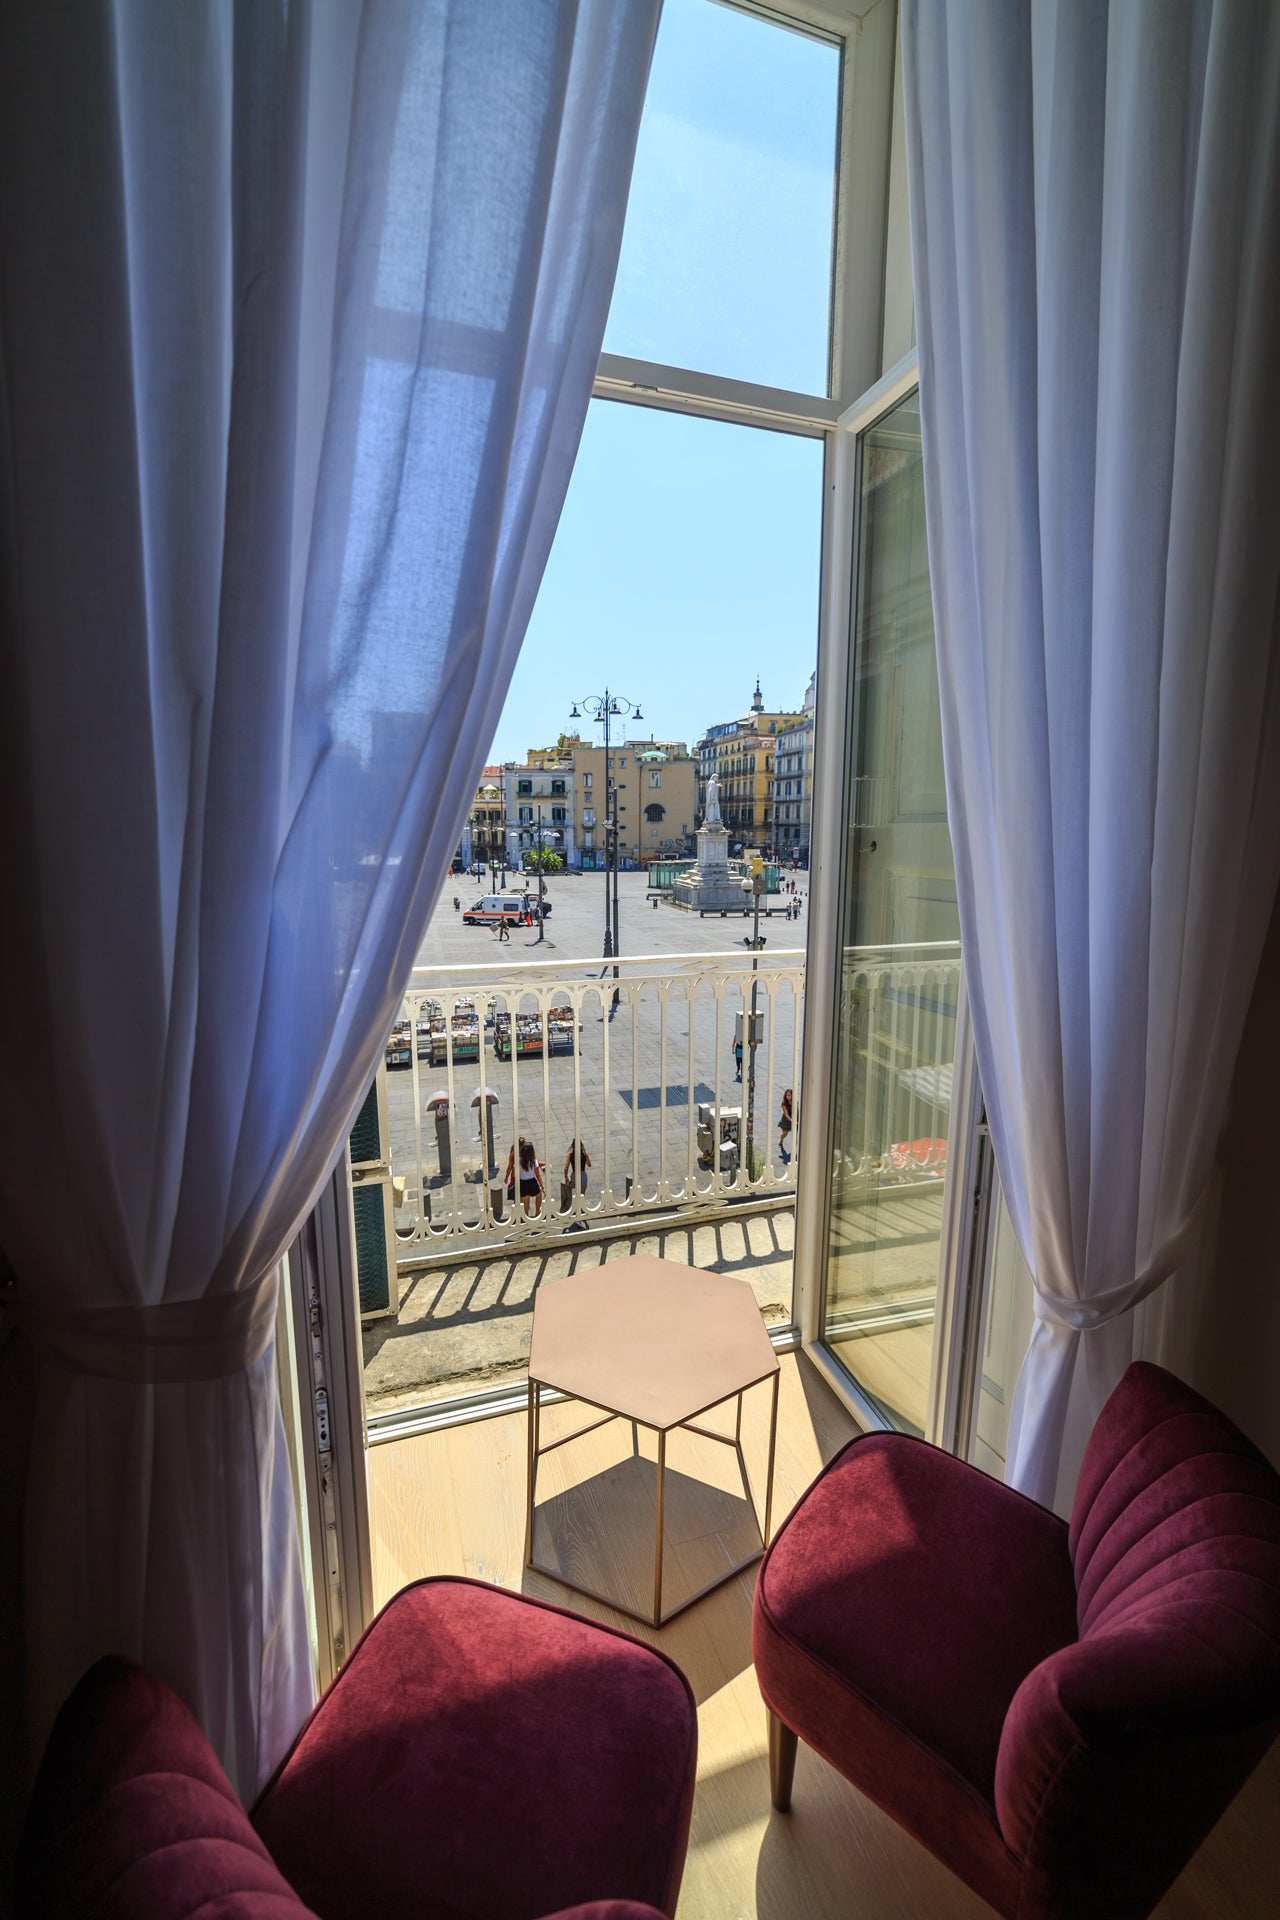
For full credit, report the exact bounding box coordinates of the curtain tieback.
[1032,1179,1216,1334]
[6,1269,279,1383]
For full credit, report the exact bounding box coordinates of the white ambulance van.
[462,894,527,927]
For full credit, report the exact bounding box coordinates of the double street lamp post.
[744,856,766,1179]
[570,690,643,1003]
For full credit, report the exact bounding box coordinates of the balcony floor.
[367,1351,1280,1920]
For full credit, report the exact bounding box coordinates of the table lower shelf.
[525,1377,779,1628]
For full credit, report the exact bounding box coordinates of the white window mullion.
[593,352,837,437]
[286,1153,376,1676]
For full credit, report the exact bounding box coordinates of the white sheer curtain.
[902,0,1280,1506]
[0,0,658,1803]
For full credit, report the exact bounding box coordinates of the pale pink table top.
[528,1253,778,1432]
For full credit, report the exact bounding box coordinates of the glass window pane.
[820,388,960,1435]
[604,0,839,394]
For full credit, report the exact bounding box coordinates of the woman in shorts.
[518,1136,545,1216]
[778,1088,794,1164]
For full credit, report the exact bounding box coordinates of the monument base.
[673,871,746,913]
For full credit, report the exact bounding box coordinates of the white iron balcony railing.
[379,948,802,1260]
[368,943,961,1267]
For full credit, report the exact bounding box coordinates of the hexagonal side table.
[524,1254,780,1627]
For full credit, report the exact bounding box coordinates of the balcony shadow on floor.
[362,1211,796,1412]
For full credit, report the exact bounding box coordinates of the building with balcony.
[502,755,575,869]
[771,672,816,864]
[697,681,807,853]
[570,737,695,867]
[457,767,505,872]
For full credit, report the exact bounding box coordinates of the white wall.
[1182,887,1280,1467]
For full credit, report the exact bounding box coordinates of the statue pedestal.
[674,823,744,912]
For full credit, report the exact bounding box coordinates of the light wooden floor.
[367,1351,1280,1920]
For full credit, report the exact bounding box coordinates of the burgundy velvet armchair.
[753,1362,1280,1920]
[18,1575,698,1920]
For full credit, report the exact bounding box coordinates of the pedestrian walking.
[561,1138,592,1212]
[778,1088,794,1164]
[518,1136,545,1216]
[733,1036,743,1082]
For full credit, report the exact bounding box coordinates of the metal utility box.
[733,1009,764,1048]
[696,1102,743,1177]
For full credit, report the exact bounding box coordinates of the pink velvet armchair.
[18,1576,698,1920]
[753,1362,1280,1920]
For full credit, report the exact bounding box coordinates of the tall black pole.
[612,817,621,976]
[535,806,546,944]
[747,865,762,1179]
[571,688,639,1013]
[606,696,620,1007]
[602,692,612,962]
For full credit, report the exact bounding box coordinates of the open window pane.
[819,386,961,1434]
[604,0,839,394]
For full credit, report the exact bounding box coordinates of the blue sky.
[486,0,837,766]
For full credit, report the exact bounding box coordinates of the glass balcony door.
[795,356,985,1442]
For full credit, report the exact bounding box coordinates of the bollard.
[470,1086,500,1180]
[427,1091,452,1181]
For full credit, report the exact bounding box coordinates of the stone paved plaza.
[415,863,809,968]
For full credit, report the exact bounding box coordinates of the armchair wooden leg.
[768,1711,798,1811]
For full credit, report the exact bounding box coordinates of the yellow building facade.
[524,733,696,868]
[696,682,807,852]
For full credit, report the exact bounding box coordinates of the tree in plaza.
[524,847,564,872]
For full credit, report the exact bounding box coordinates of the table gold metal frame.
[524,1366,780,1628]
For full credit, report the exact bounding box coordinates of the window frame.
[792,348,986,1449]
